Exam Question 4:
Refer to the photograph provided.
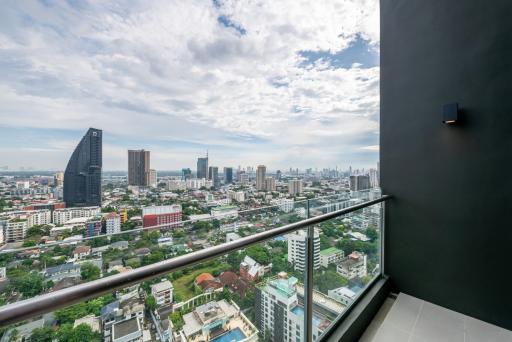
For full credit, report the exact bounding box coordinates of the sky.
[0,0,380,171]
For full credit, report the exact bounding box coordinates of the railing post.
[304,199,314,342]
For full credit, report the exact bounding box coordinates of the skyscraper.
[350,175,370,191]
[181,168,192,180]
[256,165,266,191]
[128,149,150,186]
[209,166,219,188]
[63,128,102,207]
[197,153,208,179]
[223,167,233,184]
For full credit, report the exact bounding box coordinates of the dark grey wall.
[381,0,512,329]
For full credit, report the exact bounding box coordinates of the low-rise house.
[73,245,91,260]
[194,273,215,287]
[102,292,145,342]
[111,317,142,342]
[110,241,129,250]
[239,255,271,282]
[151,280,173,307]
[134,248,151,257]
[336,251,367,279]
[319,247,345,268]
[44,263,81,282]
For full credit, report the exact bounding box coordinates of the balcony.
[0,192,388,341]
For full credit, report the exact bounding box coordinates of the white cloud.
[0,0,380,170]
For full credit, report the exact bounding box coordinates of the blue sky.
[0,0,380,171]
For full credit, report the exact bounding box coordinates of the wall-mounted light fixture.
[443,103,459,124]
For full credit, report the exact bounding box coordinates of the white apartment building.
[53,207,101,225]
[185,178,213,190]
[319,248,345,268]
[228,190,245,202]
[27,209,52,228]
[286,229,320,271]
[6,219,28,242]
[166,179,186,191]
[336,251,368,279]
[150,280,173,307]
[105,212,121,235]
[271,198,294,213]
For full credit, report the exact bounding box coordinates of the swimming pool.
[211,327,247,342]
[291,306,324,327]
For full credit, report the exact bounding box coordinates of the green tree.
[246,245,270,265]
[146,295,157,311]
[29,326,54,341]
[11,272,43,298]
[314,270,348,293]
[8,328,19,342]
[365,228,379,242]
[22,239,36,247]
[80,262,101,281]
[56,323,100,342]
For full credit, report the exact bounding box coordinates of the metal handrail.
[0,195,390,327]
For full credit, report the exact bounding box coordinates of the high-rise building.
[255,272,335,342]
[181,168,192,180]
[64,128,102,207]
[196,153,208,179]
[287,229,320,271]
[256,165,266,191]
[209,166,219,188]
[369,168,380,188]
[128,149,150,186]
[54,172,64,187]
[349,175,371,191]
[223,167,233,184]
[288,178,303,195]
[265,177,276,191]
[276,170,282,180]
[148,169,157,187]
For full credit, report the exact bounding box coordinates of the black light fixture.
[443,103,459,124]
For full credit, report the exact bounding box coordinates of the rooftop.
[113,317,141,340]
[320,247,343,256]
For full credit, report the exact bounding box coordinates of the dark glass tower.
[64,128,102,207]
[197,153,208,179]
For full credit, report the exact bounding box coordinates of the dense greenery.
[80,262,101,281]
[55,295,115,324]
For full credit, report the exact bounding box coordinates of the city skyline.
[0,1,379,170]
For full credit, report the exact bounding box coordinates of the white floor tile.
[359,293,512,342]
[371,322,410,342]
[383,293,423,332]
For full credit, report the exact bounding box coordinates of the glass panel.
[312,198,383,339]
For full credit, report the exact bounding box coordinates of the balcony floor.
[360,293,512,342]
